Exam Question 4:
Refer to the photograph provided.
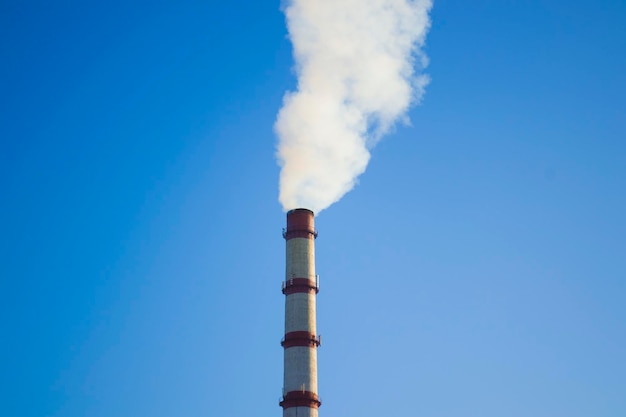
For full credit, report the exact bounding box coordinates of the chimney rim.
[286,207,315,216]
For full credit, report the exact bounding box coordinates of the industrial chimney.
[280,208,321,417]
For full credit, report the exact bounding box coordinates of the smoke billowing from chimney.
[275,0,433,213]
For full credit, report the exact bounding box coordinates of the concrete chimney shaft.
[280,208,321,417]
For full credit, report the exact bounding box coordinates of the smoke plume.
[275,0,432,213]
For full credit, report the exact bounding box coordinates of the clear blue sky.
[1,1,625,416]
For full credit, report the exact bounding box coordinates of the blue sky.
[1,1,625,416]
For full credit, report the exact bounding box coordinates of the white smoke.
[275,0,433,213]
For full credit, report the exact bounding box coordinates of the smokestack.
[280,208,321,417]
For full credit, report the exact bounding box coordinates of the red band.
[284,209,317,240]
[279,390,321,409]
[282,278,319,295]
[281,331,321,348]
